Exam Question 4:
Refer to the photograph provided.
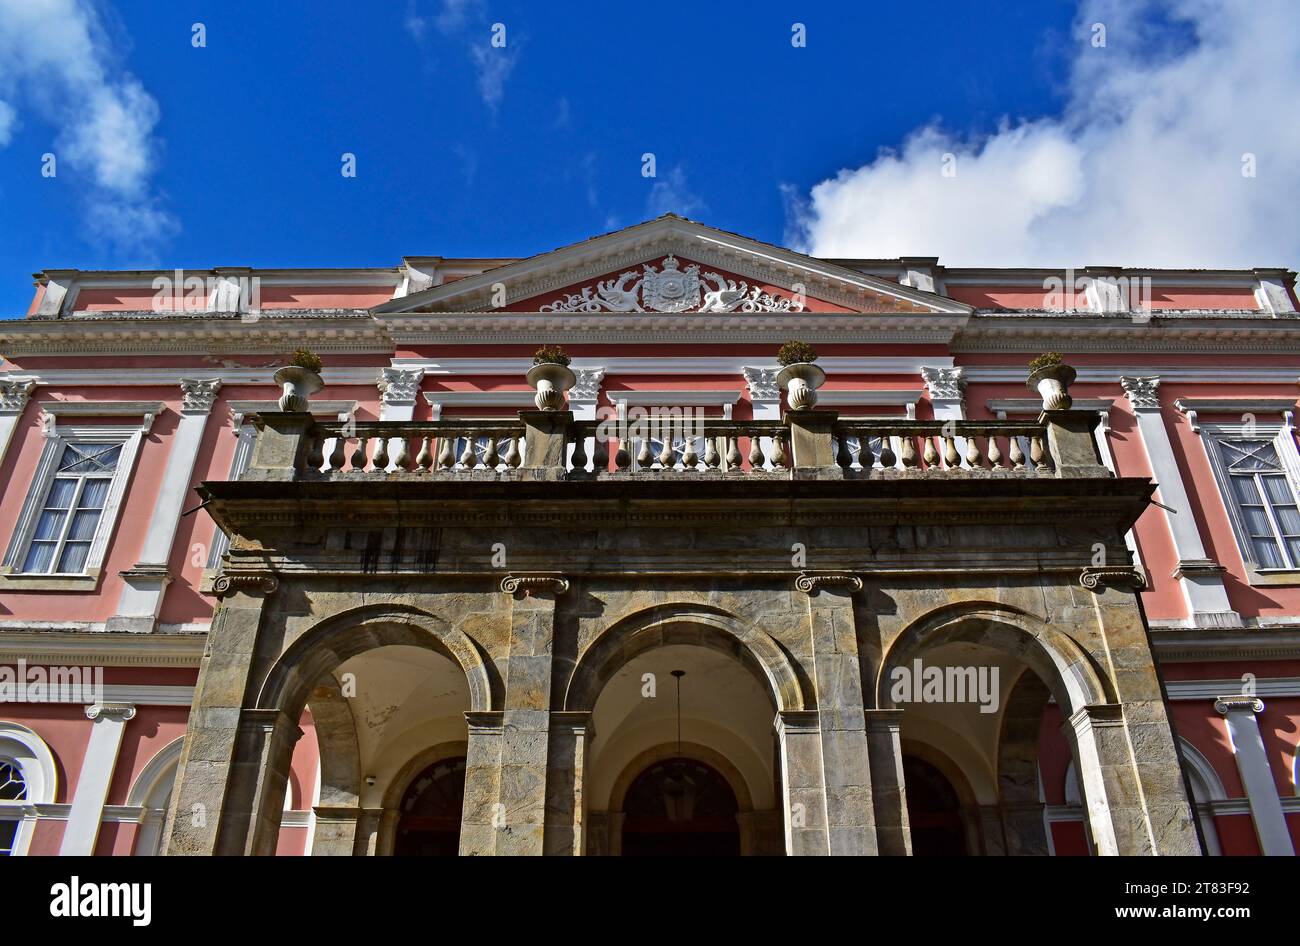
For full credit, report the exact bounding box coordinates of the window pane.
[1287,537,1300,566]
[1252,537,1285,568]
[66,509,102,541]
[78,478,111,509]
[1273,505,1300,536]
[1241,505,1273,537]
[59,443,121,474]
[30,509,66,541]
[0,761,26,800]
[0,819,17,856]
[45,478,77,509]
[1261,474,1296,506]
[1229,475,1262,504]
[57,542,91,573]
[21,541,56,574]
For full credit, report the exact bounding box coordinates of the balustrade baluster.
[987,435,1003,467]
[1031,435,1049,470]
[748,431,765,469]
[878,435,896,469]
[900,434,918,468]
[836,433,854,469]
[1009,436,1025,469]
[593,433,609,471]
[681,435,699,469]
[725,435,742,470]
[571,433,587,471]
[328,435,346,471]
[771,431,788,468]
[636,438,651,469]
[307,430,326,470]
[416,436,433,472]
[923,436,939,468]
[966,435,983,468]
[704,435,719,469]
[459,432,476,469]
[942,434,959,468]
[372,436,390,471]
[484,435,499,469]
[350,436,368,472]
[657,435,675,470]
[502,435,520,469]
[393,436,410,471]
[436,435,454,469]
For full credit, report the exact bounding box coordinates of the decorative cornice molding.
[795,572,863,594]
[1079,566,1146,593]
[1120,375,1161,410]
[211,573,279,598]
[500,573,570,596]
[742,366,780,400]
[920,366,966,401]
[180,377,222,415]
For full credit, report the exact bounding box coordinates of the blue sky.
[1,0,1297,317]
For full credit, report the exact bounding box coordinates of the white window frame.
[2,410,156,583]
[0,722,59,857]
[1198,419,1300,578]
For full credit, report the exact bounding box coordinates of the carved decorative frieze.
[180,378,222,414]
[1079,566,1147,593]
[539,256,805,314]
[920,366,966,401]
[212,573,280,598]
[742,366,780,400]
[795,572,863,594]
[500,573,570,596]
[570,367,606,400]
[378,368,423,406]
[0,379,36,413]
[1120,376,1161,411]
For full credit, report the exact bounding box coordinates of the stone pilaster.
[162,580,276,855]
[799,575,877,854]
[459,712,505,856]
[311,806,362,856]
[775,710,829,855]
[1215,697,1295,855]
[863,708,912,855]
[544,711,593,855]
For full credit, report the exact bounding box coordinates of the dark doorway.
[394,756,466,856]
[621,757,741,856]
[903,755,969,856]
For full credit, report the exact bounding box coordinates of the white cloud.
[406,0,518,113]
[0,0,174,253]
[789,0,1300,267]
[647,166,705,219]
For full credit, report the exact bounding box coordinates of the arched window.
[0,722,59,857]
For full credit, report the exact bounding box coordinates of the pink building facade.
[1,216,1297,856]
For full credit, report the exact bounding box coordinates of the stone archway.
[995,669,1052,856]
[877,601,1181,856]
[201,604,497,857]
[565,604,805,856]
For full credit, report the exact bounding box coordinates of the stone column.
[799,574,877,854]
[775,710,829,855]
[59,702,136,855]
[1215,697,1295,855]
[1076,570,1202,855]
[223,708,303,856]
[459,711,505,856]
[352,808,384,855]
[162,576,277,855]
[544,711,593,855]
[1000,802,1048,856]
[863,708,912,855]
[311,807,362,856]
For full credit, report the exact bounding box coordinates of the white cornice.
[1163,677,1300,700]
[965,366,1300,384]
[421,390,535,408]
[0,630,205,667]
[605,389,740,407]
[392,356,952,376]
[986,398,1115,416]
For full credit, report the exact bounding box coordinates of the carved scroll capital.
[795,572,863,594]
[1079,566,1146,593]
[500,573,570,596]
[212,573,280,598]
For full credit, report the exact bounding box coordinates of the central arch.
[563,603,809,714]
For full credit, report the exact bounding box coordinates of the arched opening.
[621,757,740,856]
[566,604,801,857]
[393,757,466,856]
[903,755,968,856]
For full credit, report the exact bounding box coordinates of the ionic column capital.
[1214,696,1265,716]
[85,702,136,722]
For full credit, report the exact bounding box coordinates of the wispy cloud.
[406,0,520,114]
[0,0,175,255]
[789,0,1300,267]
[646,165,705,219]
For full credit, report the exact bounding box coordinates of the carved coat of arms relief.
[539,255,805,313]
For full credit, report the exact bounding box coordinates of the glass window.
[1218,438,1300,569]
[19,442,121,574]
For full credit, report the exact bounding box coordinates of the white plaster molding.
[1165,677,1300,700]
[179,378,222,415]
[741,366,780,401]
[1120,375,1161,411]
[607,389,740,408]
[920,366,966,401]
[1174,397,1297,434]
[570,367,606,401]
[0,630,205,666]
[378,367,423,407]
[0,379,37,414]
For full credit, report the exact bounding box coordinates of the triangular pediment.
[374,216,969,316]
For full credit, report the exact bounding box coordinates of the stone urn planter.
[1026,354,1077,411]
[526,362,577,411]
[274,364,323,412]
[777,362,826,410]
